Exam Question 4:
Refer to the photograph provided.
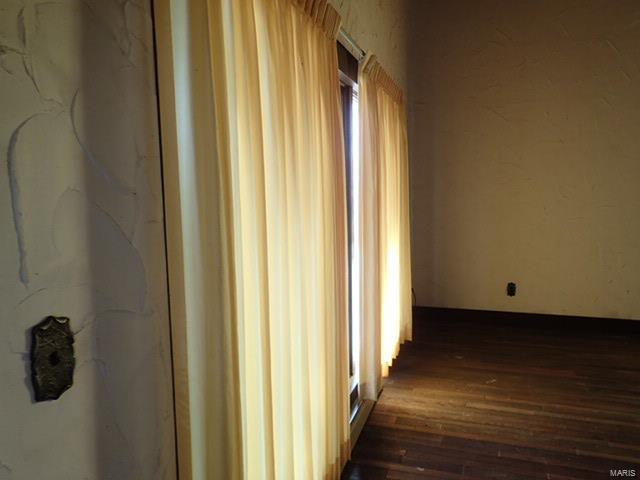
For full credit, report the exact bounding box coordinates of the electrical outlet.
[507,282,516,297]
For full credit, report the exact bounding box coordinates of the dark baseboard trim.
[349,399,375,452]
[413,306,640,334]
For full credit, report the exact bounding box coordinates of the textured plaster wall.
[331,0,409,93]
[408,0,640,319]
[0,1,176,478]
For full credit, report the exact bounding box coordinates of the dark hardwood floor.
[342,308,640,479]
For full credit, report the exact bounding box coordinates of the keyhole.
[49,351,61,366]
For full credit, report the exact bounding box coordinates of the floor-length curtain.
[359,55,412,399]
[208,0,349,478]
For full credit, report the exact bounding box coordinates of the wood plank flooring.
[342,309,640,479]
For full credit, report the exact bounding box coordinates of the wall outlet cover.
[30,316,75,402]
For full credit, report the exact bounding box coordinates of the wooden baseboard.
[413,306,640,334]
[350,399,375,452]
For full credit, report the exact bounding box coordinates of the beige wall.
[408,0,640,320]
[331,0,409,92]
[0,0,176,478]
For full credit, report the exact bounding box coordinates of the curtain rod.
[338,27,365,61]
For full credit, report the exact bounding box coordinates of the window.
[338,42,361,419]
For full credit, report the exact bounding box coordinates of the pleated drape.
[207,0,349,478]
[359,55,412,399]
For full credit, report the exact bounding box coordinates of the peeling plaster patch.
[7,114,41,288]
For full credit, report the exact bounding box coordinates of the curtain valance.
[362,55,404,104]
[293,0,341,38]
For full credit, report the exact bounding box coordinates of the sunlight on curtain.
[359,56,412,395]
[207,0,349,478]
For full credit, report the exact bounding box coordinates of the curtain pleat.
[359,55,412,397]
[207,0,349,478]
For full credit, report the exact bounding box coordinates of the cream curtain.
[208,0,349,478]
[359,55,412,399]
